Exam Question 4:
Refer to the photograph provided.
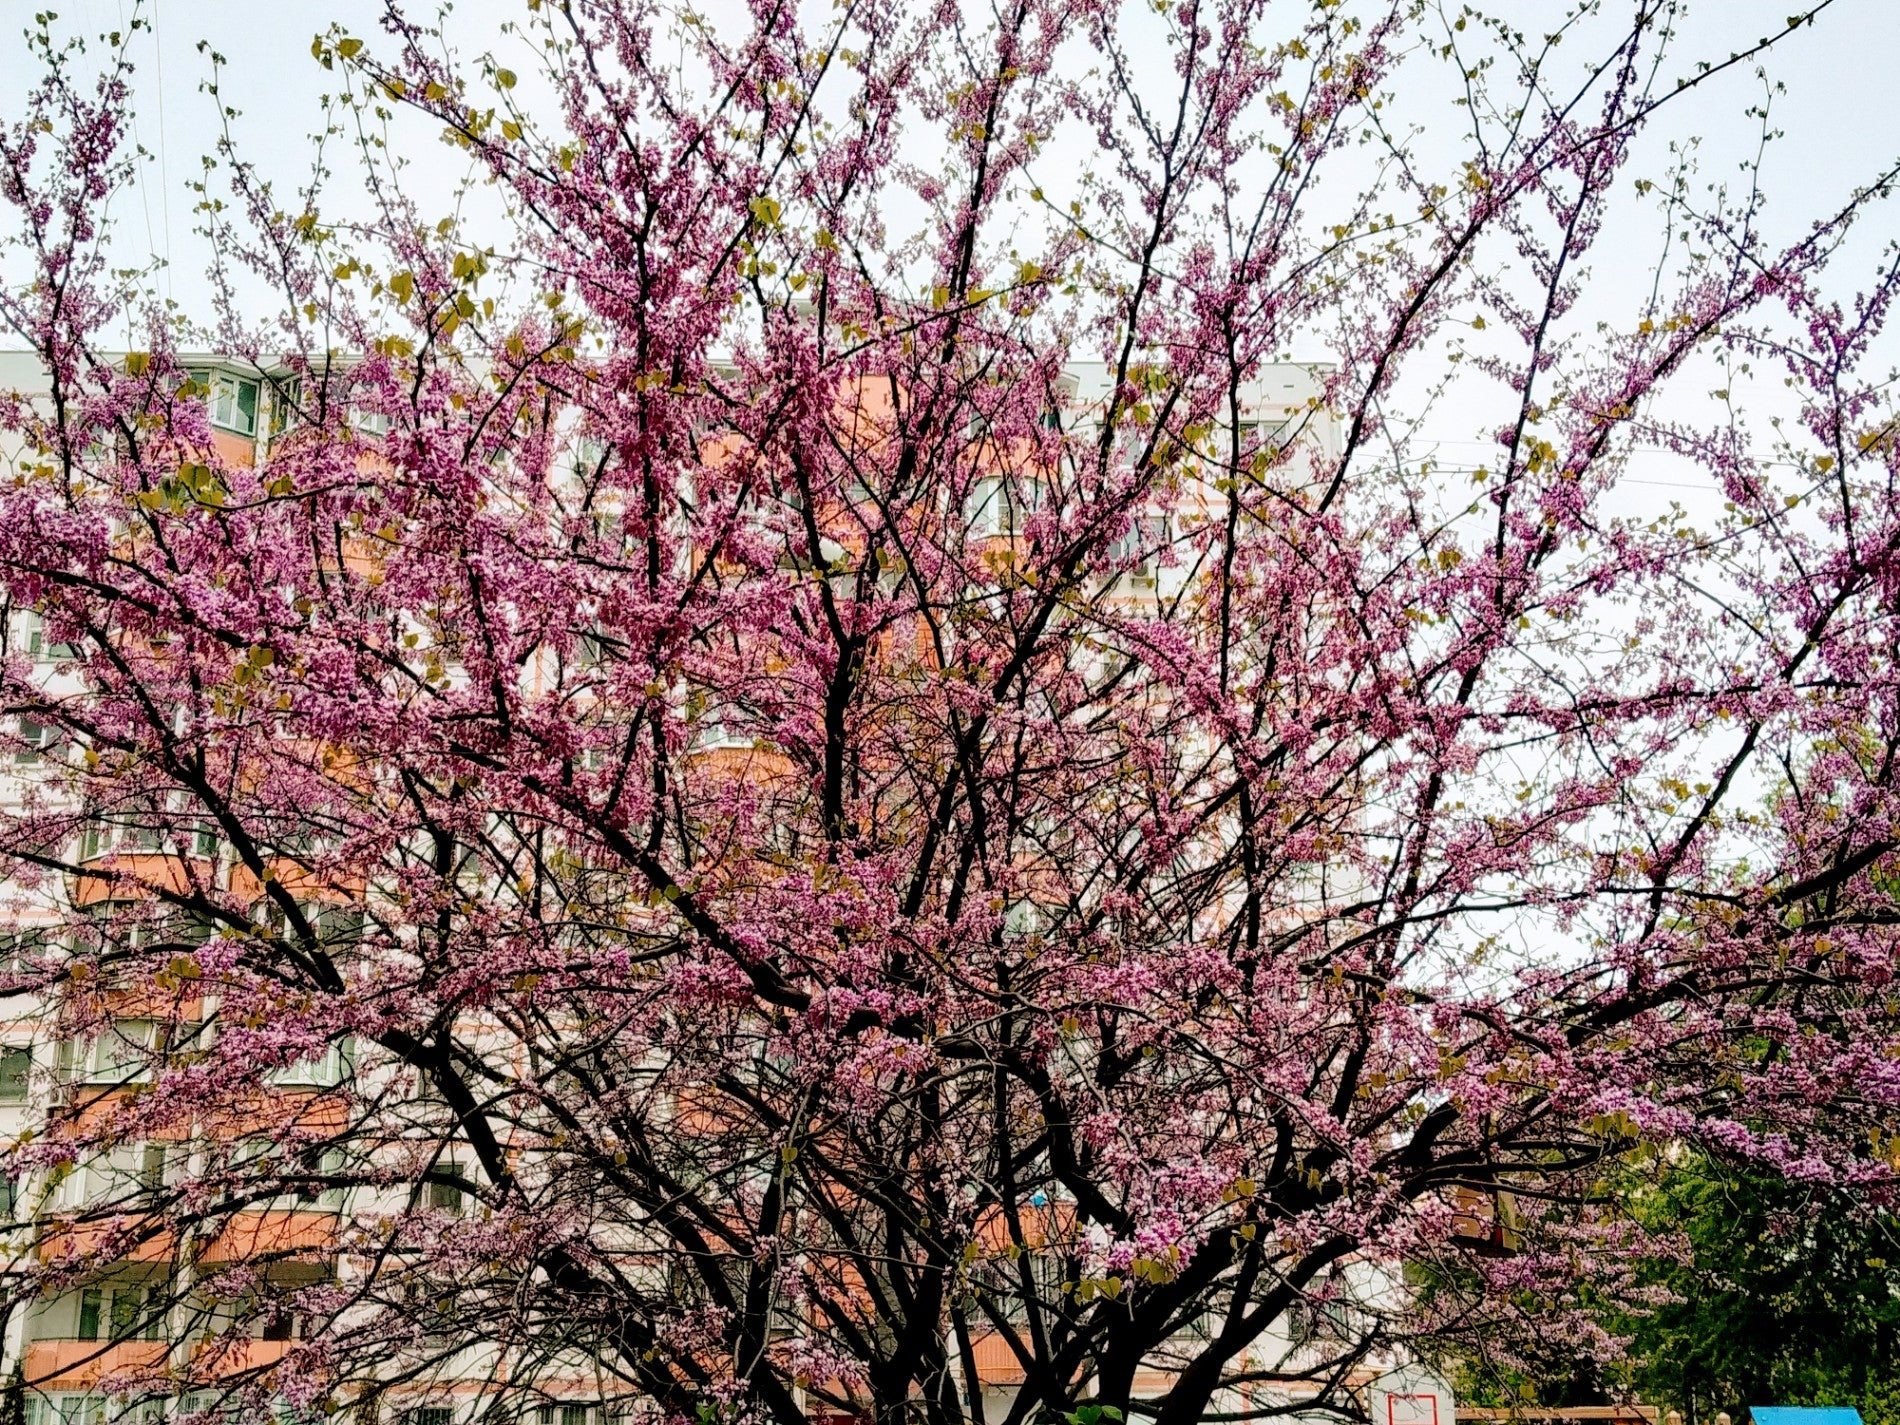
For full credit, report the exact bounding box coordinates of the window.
[686,685,752,751]
[76,1287,102,1340]
[21,610,77,661]
[206,372,260,435]
[70,1142,165,1209]
[108,1285,145,1339]
[26,1396,161,1425]
[694,714,751,751]
[95,1024,153,1084]
[584,507,630,555]
[79,818,162,861]
[268,1037,353,1088]
[965,476,1044,539]
[78,799,210,859]
[138,1143,167,1194]
[267,376,304,437]
[973,478,1009,535]
[1002,901,1043,937]
[65,1284,164,1344]
[576,629,617,668]
[74,1020,157,1085]
[426,1172,465,1217]
[405,1406,454,1425]
[401,1280,459,1347]
[1105,514,1169,590]
[266,824,335,861]
[965,476,1005,538]
[254,899,361,954]
[0,928,46,979]
[0,1046,29,1100]
[258,1284,317,1344]
[13,717,56,765]
[1229,417,1291,477]
[571,437,606,480]
[315,904,365,951]
[78,823,108,861]
[293,1145,348,1207]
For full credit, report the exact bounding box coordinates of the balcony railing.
[22,1338,170,1392]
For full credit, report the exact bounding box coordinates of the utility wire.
[151,0,175,305]
[117,0,158,342]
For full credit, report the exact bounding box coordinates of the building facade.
[0,349,1452,1425]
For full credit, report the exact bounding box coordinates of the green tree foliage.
[1609,1156,1900,1424]
[1442,1157,1900,1424]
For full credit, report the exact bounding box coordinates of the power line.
[116,0,158,340]
[151,0,174,305]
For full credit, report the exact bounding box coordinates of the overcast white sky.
[1,0,1896,506]
[4,0,1896,326]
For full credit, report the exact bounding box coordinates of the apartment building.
[0,347,1450,1425]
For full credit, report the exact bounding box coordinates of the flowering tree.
[0,1,1897,1422]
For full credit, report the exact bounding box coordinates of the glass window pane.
[0,1048,28,1099]
[109,1287,138,1337]
[92,1021,153,1082]
[14,718,48,763]
[21,612,70,659]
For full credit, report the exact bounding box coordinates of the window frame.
[202,371,262,436]
[425,1168,467,1218]
[13,717,56,765]
[68,1018,160,1087]
[0,1044,30,1101]
[75,1286,102,1341]
[21,610,78,662]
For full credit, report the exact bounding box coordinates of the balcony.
[968,1329,1028,1386]
[199,1084,349,1139]
[37,1217,177,1265]
[227,859,366,907]
[71,851,217,908]
[190,1335,295,1378]
[38,1206,336,1268]
[198,1209,337,1265]
[23,1338,170,1391]
[681,726,797,791]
